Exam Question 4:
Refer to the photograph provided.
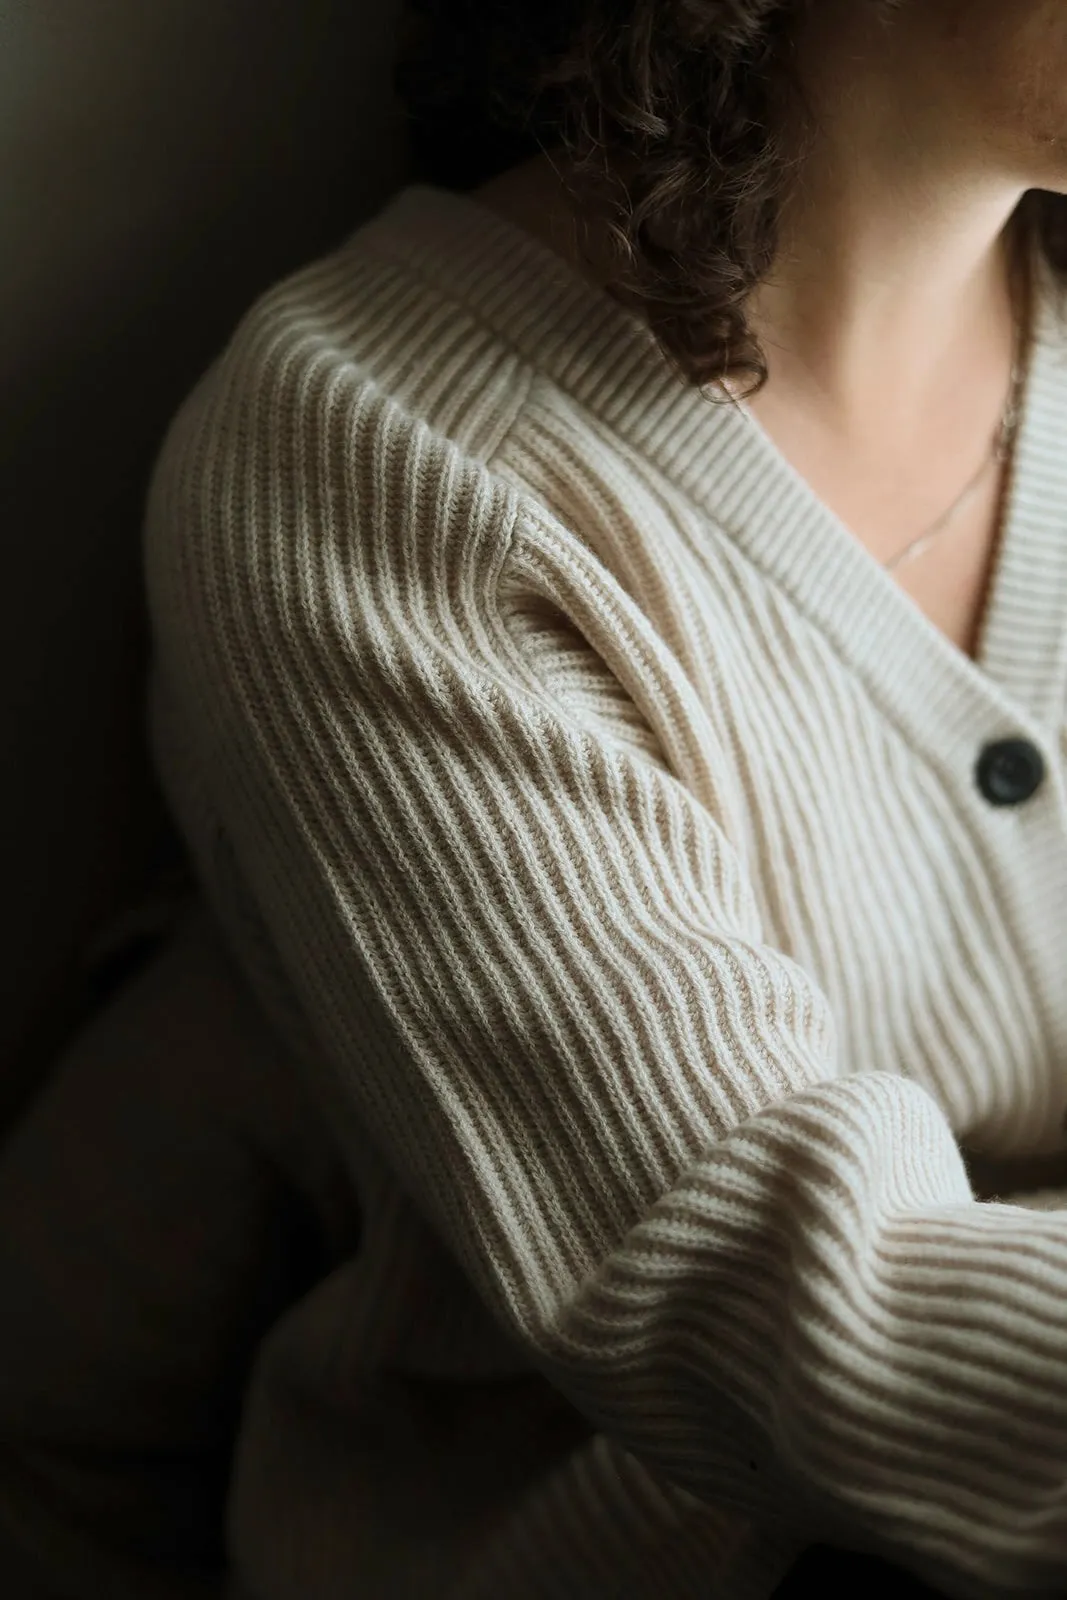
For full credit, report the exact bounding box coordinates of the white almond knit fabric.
[142,183,1067,1600]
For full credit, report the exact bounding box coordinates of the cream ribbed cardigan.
[143,183,1067,1600]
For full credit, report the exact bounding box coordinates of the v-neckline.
[680,235,1067,753]
[363,185,1067,771]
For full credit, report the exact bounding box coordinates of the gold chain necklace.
[722,222,1035,574]
[883,327,1027,573]
[883,225,1033,574]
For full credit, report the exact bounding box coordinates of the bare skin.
[473,0,1067,660]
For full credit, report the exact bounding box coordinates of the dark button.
[975,738,1045,806]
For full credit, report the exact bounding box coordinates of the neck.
[741,184,1031,444]
[739,1,1037,448]
[739,210,1032,452]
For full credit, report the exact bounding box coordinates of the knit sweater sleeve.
[144,340,1067,1598]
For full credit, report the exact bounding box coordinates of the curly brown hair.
[394,0,1067,401]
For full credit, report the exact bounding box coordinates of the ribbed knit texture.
[142,183,1067,1600]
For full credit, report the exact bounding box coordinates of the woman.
[145,0,1067,1593]
[12,1,1067,1596]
